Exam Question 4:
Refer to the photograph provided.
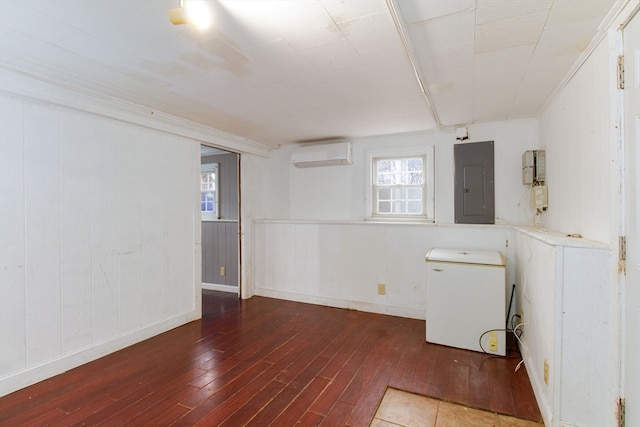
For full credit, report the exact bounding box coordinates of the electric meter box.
[522,150,546,184]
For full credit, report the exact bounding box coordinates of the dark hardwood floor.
[0,290,542,426]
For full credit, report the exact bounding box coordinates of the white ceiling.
[0,0,619,150]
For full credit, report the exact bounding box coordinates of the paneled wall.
[202,221,238,287]
[538,40,614,244]
[514,229,614,427]
[520,32,620,427]
[201,153,239,288]
[254,221,515,320]
[0,91,200,396]
[246,119,537,307]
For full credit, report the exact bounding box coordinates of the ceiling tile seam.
[531,0,628,119]
[475,0,554,26]
[409,7,476,27]
[319,6,388,60]
[533,18,618,120]
[322,5,386,26]
[501,2,554,120]
[19,2,84,39]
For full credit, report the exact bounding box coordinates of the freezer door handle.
[432,268,443,272]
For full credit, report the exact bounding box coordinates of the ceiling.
[0,0,619,150]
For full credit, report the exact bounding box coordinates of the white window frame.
[366,146,435,222]
[201,162,219,221]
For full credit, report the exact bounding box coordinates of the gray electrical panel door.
[454,141,495,224]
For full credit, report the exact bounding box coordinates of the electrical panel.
[455,141,495,224]
[522,150,546,184]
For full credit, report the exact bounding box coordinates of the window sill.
[366,216,434,224]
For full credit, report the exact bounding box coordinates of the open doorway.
[200,145,240,297]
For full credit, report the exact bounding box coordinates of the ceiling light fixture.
[168,0,212,28]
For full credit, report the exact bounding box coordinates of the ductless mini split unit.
[291,141,352,168]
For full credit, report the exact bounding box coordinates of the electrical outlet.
[220,266,226,276]
[488,331,498,352]
[377,283,386,295]
[544,359,549,385]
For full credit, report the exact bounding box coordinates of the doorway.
[200,145,240,296]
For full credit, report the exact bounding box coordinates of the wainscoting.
[202,220,238,288]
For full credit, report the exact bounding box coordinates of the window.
[201,162,219,220]
[369,148,434,221]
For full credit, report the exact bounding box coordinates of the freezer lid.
[425,248,504,266]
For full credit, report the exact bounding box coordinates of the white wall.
[513,230,558,421]
[538,40,614,244]
[0,87,201,396]
[522,32,621,427]
[249,119,538,316]
[263,119,538,224]
[514,229,615,427]
[254,221,514,319]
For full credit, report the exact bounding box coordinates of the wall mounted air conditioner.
[291,141,352,168]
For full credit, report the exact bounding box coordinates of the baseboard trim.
[253,288,424,320]
[202,283,238,293]
[518,339,552,427]
[0,310,198,397]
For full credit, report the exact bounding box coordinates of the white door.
[624,9,640,427]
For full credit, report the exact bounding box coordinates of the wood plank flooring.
[0,291,542,426]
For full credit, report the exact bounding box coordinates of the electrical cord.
[478,328,506,354]
[478,319,527,372]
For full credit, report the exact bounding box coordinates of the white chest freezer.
[425,248,506,355]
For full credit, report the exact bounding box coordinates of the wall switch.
[377,283,386,295]
[220,267,226,276]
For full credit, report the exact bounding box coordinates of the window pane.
[407,171,423,184]
[201,163,219,217]
[376,160,394,185]
[407,187,422,199]
[378,172,391,185]
[407,158,422,171]
[201,192,216,212]
[407,201,422,214]
[373,154,429,217]
[378,188,391,200]
[376,157,424,186]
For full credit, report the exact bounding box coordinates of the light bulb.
[184,0,211,28]
[168,0,212,29]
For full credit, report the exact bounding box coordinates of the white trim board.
[0,310,199,397]
[253,288,425,320]
[0,65,270,157]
